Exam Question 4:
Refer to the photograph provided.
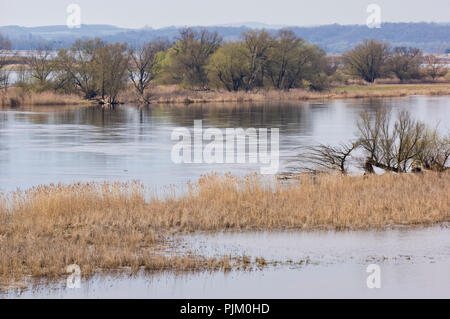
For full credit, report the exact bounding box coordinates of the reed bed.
[1,83,449,107]
[0,181,231,285]
[0,88,91,107]
[0,172,449,284]
[120,84,450,104]
[153,172,450,231]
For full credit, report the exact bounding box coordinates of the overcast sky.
[0,0,449,28]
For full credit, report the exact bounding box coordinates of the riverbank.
[121,83,450,104]
[2,83,450,107]
[1,171,448,286]
[0,88,93,107]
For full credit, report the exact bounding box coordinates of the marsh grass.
[1,83,449,107]
[0,88,91,107]
[119,83,450,104]
[0,172,449,285]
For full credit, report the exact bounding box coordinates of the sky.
[0,0,449,28]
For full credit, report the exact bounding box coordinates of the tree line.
[1,29,448,104]
[0,34,11,91]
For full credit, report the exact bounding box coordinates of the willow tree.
[57,39,104,99]
[241,30,273,89]
[0,33,11,90]
[166,28,222,89]
[423,55,448,80]
[127,41,168,103]
[265,30,302,89]
[207,42,250,91]
[98,43,129,104]
[387,47,423,81]
[26,45,55,87]
[266,30,329,90]
[299,109,449,174]
[357,109,431,173]
[343,39,390,83]
[57,39,128,103]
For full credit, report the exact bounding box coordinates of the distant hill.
[1,22,449,53]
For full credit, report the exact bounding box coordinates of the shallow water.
[1,96,449,192]
[5,226,450,299]
[177,226,450,264]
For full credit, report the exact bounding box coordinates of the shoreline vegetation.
[1,30,449,107]
[0,172,449,286]
[128,83,450,104]
[1,83,450,107]
[0,29,449,292]
[0,88,93,107]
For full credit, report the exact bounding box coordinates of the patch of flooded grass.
[0,172,449,289]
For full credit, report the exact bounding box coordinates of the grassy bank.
[1,83,450,107]
[121,83,450,104]
[0,88,92,107]
[0,172,448,285]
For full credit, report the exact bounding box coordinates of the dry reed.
[2,83,449,107]
[0,172,449,284]
[0,88,91,107]
[119,83,450,104]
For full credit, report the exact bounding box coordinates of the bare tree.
[26,45,54,85]
[56,39,129,104]
[242,30,273,89]
[101,43,129,104]
[128,41,168,103]
[423,55,448,80]
[301,142,360,174]
[392,110,426,172]
[343,39,390,83]
[414,129,450,172]
[357,109,431,173]
[357,108,391,166]
[0,33,12,91]
[387,47,423,81]
[57,39,104,99]
[297,109,448,175]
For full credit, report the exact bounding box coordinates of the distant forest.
[0,22,449,53]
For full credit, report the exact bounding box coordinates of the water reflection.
[0,96,449,191]
[6,226,450,299]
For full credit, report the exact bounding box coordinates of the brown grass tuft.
[0,88,91,107]
[118,83,450,104]
[0,172,449,285]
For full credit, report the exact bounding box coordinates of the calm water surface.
[1,96,449,192]
[6,226,450,298]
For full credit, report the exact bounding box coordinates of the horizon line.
[1,21,449,30]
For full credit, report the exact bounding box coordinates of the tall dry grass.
[2,83,450,107]
[119,83,450,104]
[0,172,449,284]
[154,172,450,231]
[0,181,228,284]
[0,88,91,107]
